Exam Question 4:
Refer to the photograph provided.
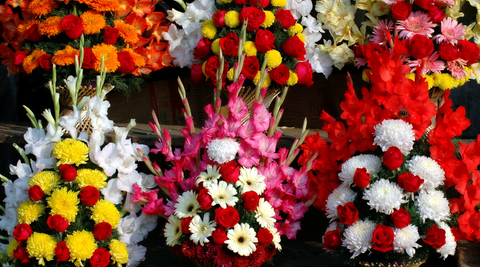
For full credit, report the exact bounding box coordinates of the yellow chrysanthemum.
[65,230,97,265]
[114,20,139,45]
[29,170,61,195]
[287,23,303,36]
[91,199,121,228]
[47,187,79,222]
[89,0,121,12]
[271,0,287,7]
[23,49,46,74]
[202,20,217,39]
[253,71,272,88]
[265,49,282,69]
[287,71,298,86]
[75,169,107,189]
[92,43,120,73]
[405,73,415,81]
[261,11,275,28]
[81,10,106,35]
[7,239,20,258]
[244,41,257,56]
[52,138,89,166]
[212,39,221,55]
[26,232,56,265]
[297,33,306,42]
[109,240,129,265]
[29,0,57,17]
[432,73,458,90]
[52,45,79,66]
[227,68,234,81]
[17,201,44,224]
[218,0,233,3]
[225,11,240,28]
[122,48,146,67]
[423,74,434,89]
[38,16,63,37]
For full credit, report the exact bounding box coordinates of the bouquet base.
[358,258,426,267]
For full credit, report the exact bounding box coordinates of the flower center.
[188,205,194,212]
[238,237,244,243]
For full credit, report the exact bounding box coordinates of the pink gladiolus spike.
[153,161,161,172]
[278,148,288,165]
[252,101,272,132]
[131,184,147,203]
[186,116,194,133]
[238,141,260,167]
[283,219,302,239]
[148,122,159,134]
[142,188,159,202]
[260,87,267,99]
[290,202,308,221]
[245,133,279,159]
[238,120,257,139]
[228,96,249,122]
[142,198,167,216]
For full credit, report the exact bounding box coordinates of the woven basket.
[358,258,426,267]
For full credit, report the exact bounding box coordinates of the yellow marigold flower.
[47,187,79,222]
[122,48,146,67]
[52,45,79,66]
[29,0,57,17]
[91,199,121,228]
[202,20,217,39]
[225,11,240,28]
[253,71,272,88]
[265,49,282,69]
[288,23,303,36]
[114,20,139,45]
[26,232,56,265]
[218,0,233,3]
[109,240,129,265]
[362,69,372,83]
[38,16,63,37]
[92,43,120,73]
[29,170,61,195]
[17,201,44,224]
[297,33,306,42]
[271,0,287,7]
[52,138,89,166]
[227,68,234,81]
[287,71,298,86]
[81,10,106,35]
[65,230,97,265]
[423,74,434,89]
[89,0,121,12]
[23,49,46,74]
[75,169,107,189]
[7,239,19,258]
[212,39,221,55]
[244,41,257,56]
[261,11,275,28]
[405,73,415,81]
[432,73,458,90]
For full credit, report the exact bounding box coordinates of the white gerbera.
[267,226,282,251]
[338,154,382,186]
[255,198,276,228]
[207,138,240,164]
[189,213,217,246]
[342,219,377,258]
[436,222,456,259]
[416,190,450,223]
[236,167,266,195]
[174,191,201,219]
[393,225,422,258]
[373,119,415,155]
[207,180,238,208]
[325,185,357,220]
[225,223,258,256]
[164,216,182,246]
[196,165,221,188]
[363,179,407,215]
[406,156,445,191]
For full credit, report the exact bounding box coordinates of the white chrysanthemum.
[406,156,445,191]
[255,198,276,228]
[196,165,221,188]
[164,216,182,246]
[207,180,238,208]
[393,225,421,258]
[189,213,217,246]
[363,179,407,215]
[373,119,415,155]
[174,191,201,219]
[416,190,450,223]
[225,223,258,256]
[338,154,382,186]
[236,167,266,195]
[436,222,456,259]
[342,219,377,258]
[207,138,240,164]
[267,226,282,251]
[325,185,357,220]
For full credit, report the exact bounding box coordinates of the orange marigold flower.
[122,48,145,67]
[114,20,139,45]
[52,45,79,66]
[17,20,39,35]
[23,49,46,74]
[89,0,121,12]
[80,10,106,35]
[92,43,119,72]
[38,16,63,37]
[75,0,93,5]
[29,0,57,17]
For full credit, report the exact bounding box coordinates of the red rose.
[181,217,193,234]
[364,43,385,59]
[242,56,260,80]
[13,246,29,264]
[398,172,424,192]
[423,224,446,249]
[220,32,239,57]
[269,64,290,85]
[194,37,213,59]
[118,51,135,74]
[79,186,100,206]
[391,208,411,229]
[275,9,296,29]
[90,248,110,267]
[47,215,69,232]
[55,241,70,262]
[414,0,435,10]
[38,54,53,71]
[212,228,228,244]
[295,61,313,87]
[458,39,480,65]
[82,47,96,69]
[215,206,240,228]
[257,228,273,245]
[353,167,370,189]
[254,29,276,53]
[322,228,341,251]
[219,161,240,183]
[409,34,434,59]
[191,63,204,85]
[372,224,394,252]
[94,222,112,241]
[282,36,306,61]
[197,189,214,210]
[213,10,226,28]
[241,191,260,212]
[103,27,119,45]
[24,23,42,42]
[13,223,32,242]
[337,202,359,225]
[59,164,77,181]
[428,6,445,23]
[249,0,269,8]
[439,42,460,61]
[204,55,229,86]
[391,1,412,20]
[61,15,84,39]
[383,146,404,170]
[13,51,28,66]
[239,7,266,31]
[28,185,44,201]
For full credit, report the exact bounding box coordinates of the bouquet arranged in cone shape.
[0,51,157,266]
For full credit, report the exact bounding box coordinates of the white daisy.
[436,222,456,259]
[373,119,415,155]
[236,167,266,195]
[342,219,377,258]
[207,180,238,208]
[225,223,258,256]
[338,154,382,186]
[416,190,450,223]
[325,185,357,220]
[255,198,276,228]
[393,224,422,258]
[189,213,217,246]
[267,226,282,251]
[362,179,407,215]
[207,138,240,164]
[196,165,221,188]
[406,156,445,191]
[164,215,182,246]
[174,191,201,219]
